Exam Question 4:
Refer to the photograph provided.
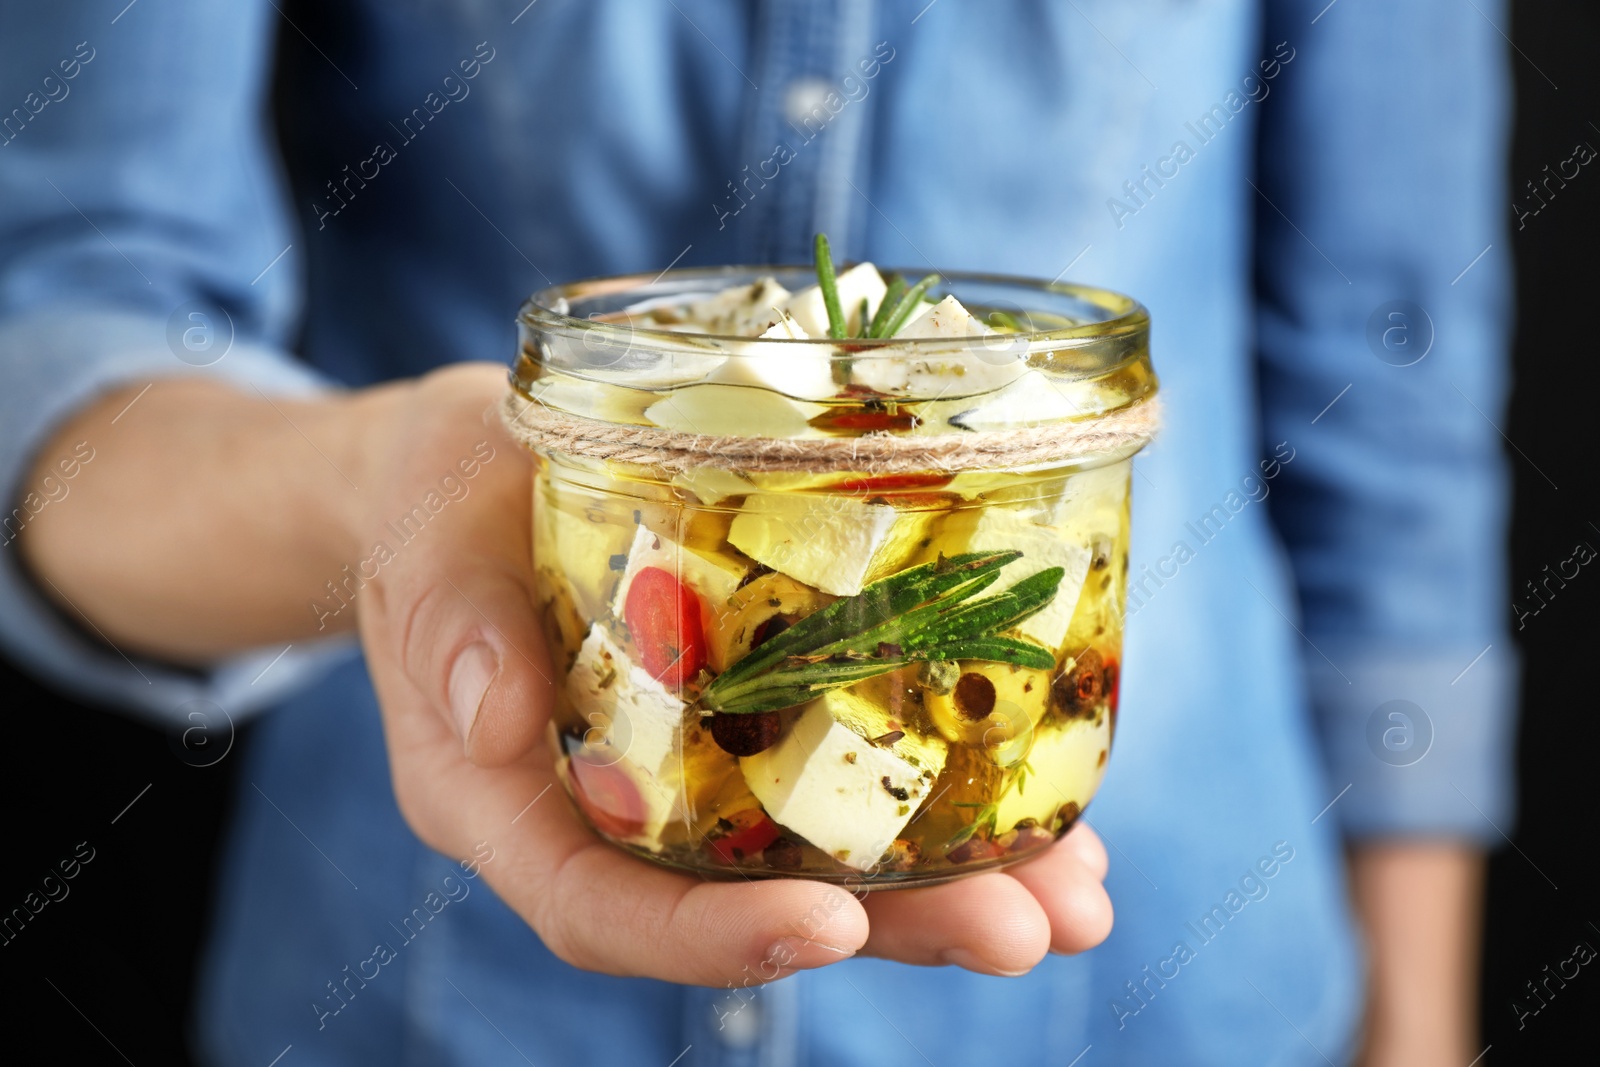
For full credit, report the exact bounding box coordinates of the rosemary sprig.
[700,552,1063,715]
[813,233,848,340]
[946,758,1036,849]
[877,273,940,337]
[866,273,907,337]
[811,234,942,340]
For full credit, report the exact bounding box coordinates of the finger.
[1006,836,1115,955]
[379,478,552,767]
[1059,821,1109,881]
[366,649,870,986]
[859,872,1052,976]
[511,842,872,985]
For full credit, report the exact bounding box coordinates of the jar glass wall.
[510,267,1155,887]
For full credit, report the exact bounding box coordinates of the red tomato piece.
[568,755,646,839]
[828,472,953,493]
[623,566,706,685]
[709,814,781,864]
[814,409,921,433]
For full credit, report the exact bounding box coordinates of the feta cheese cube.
[613,522,749,625]
[674,276,792,336]
[563,626,747,847]
[539,501,633,623]
[703,313,838,400]
[944,370,1081,432]
[741,689,947,869]
[567,626,685,782]
[644,383,829,437]
[852,295,1029,397]
[727,494,932,596]
[669,466,757,506]
[931,508,1092,650]
[781,262,887,338]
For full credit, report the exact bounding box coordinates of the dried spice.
[996,824,1054,853]
[880,839,921,871]
[917,658,960,696]
[953,672,997,721]
[763,836,804,870]
[946,837,1005,864]
[1052,649,1105,718]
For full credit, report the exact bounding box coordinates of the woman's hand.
[23,363,1114,986]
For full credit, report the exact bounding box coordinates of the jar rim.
[517,264,1149,358]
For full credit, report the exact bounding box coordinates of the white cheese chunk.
[702,313,838,400]
[541,502,633,623]
[741,690,946,869]
[644,383,829,438]
[613,522,749,625]
[673,276,792,336]
[942,370,1081,432]
[726,494,931,596]
[669,466,757,506]
[781,262,888,338]
[567,627,687,785]
[933,508,1092,650]
[852,295,1028,397]
[1015,462,1130,533]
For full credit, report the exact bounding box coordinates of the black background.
[2,3,1596,1061]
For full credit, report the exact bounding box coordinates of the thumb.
[426,568,554,766]
[375,492,553,767]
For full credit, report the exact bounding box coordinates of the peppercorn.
[1052,649,1105,718]
[953,672,997,722]
[880,839,921,871]
[946,837,1005,864]
[764,836,804,870]
[997,825,1056,854]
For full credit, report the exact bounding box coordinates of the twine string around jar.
[502,390,1161,474]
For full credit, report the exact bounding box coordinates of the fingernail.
[764,936,857,973]
[448,642,498,741]
[940,948,1029,977]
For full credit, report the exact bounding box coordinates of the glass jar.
[507,266,1156,888]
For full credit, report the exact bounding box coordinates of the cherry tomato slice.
[709,814,781,864]
[568,755,647,839]
[827,472,953,493]
[810,409,921,433]
[623,566,707,685]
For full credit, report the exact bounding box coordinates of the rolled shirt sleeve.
[0,3,354,724]
[1255,0,1518,840]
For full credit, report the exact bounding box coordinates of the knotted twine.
[501,389,1160,475]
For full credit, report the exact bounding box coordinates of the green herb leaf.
[867,274,907,338]
[813,233,848,340]
[879,273,940,337]
[701,552,1062,714]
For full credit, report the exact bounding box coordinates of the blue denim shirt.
[0,2,1516,1063]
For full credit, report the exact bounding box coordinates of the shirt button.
[784,77,833,125]
[718,998,762,1049]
